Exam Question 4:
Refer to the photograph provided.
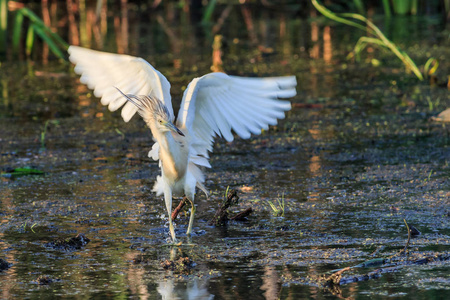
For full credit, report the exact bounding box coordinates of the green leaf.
[1,167,44,178]
[202,0,217,24]
[13,11,25,55]
[26,25,34,57]
[31,24,65,59]
[0,0,7,58]
[19,7,69,50]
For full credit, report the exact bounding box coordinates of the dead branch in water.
[335,254,450,286]
[230,207,253,221]
[209,189,239,226]
[209,189,253,226]
[318,219,447,295]
[171,189,253,225]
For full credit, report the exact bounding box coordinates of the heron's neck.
[155,130,188,181]
[159,131,183,157]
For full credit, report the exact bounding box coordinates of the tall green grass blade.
[313,0,423,80]
[424,58,439,77]
[0,0,7,59]
[347,36,387,60]
[202,0,217,23]
[382,0,391,18]
[1,79,8,106]
[391,0,411,15]
[19,7,69,50]
[411,0,418,15]
[25,25,34,57]
[79,0,88,47]
[31,24,65,59]
[12,11,24,55]
[352,0,365,15]
[311,0,369,33]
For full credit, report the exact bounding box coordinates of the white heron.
[68,46,297,242]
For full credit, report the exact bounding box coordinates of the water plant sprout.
[268,193,285,217]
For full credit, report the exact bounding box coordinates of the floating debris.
[0,258,11,271]
[161,257,195,274]
[45,233,90,251]
[34,275,58,285]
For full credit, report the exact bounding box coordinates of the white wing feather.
[69,47,297,200]
[177,72,296,166]
[68,46,173,122]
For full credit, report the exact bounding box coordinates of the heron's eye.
[158,120,163,124]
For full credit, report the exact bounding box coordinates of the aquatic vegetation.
[0,0,7,58]
[311,0,431,81]
[0,167,44,178]
[22,221,38,233]
[268,193,285,217]
[426,96,441,112]
[423,58,439,78]
[0,2,448,298]
[40,119,59,151]
[0,0,68,60]
[202,0,217,24]
[388,0,419,15]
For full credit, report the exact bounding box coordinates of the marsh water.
[1,3,449,299]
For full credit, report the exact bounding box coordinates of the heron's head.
[154,112,184,136]
[116,89,184,137]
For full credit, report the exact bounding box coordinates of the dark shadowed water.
[0,3,449,299]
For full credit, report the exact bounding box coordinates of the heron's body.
[159,131,188,185]
[68,46,297,242]
[158,129,191,239]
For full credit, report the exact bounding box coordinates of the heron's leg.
[186,198,196,236]
[184,175,197,237]
[164,186,177,242]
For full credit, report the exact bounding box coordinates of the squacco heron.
[68,46,297,242]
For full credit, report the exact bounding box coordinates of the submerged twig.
[389,218,411,259]
[172,197,187,220]
[321,267,351,287]
[230,207,253,221]
[336,254,450,286]
[402,219,411,255]
[318,219,431,290]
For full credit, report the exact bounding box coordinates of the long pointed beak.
[166,122,185,136]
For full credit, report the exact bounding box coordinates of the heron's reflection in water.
[157,247,214,300]
[157,279,214,300]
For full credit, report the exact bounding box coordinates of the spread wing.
[68,46,173,122]
[176,72,297,168]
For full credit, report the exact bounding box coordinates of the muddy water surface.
[1,11,449,300]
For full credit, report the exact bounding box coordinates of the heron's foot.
[162,241,196,248]
[163,240,183,247]
[185,236,197,246]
